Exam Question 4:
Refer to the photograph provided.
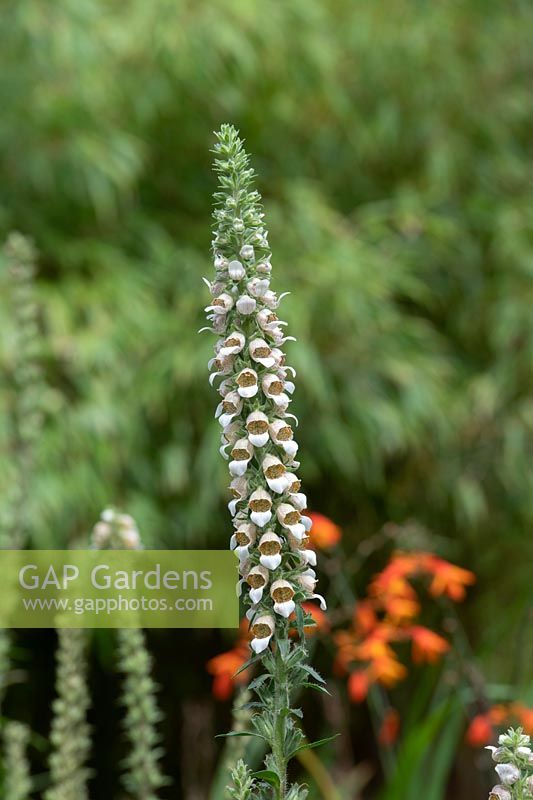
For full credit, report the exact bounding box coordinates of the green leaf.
[289,733,340,758]
[299,663,326,684]
[252,770,280,789]
[215,731,266,741]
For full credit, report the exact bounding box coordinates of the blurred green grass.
[0,1,532,795]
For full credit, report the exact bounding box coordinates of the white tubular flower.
[228,259,246,280]
[219,331,245,357]
[216,391,243,428]
[257,308,279,332]
[262,375,290,411]
[488,788,512,800]
[270,580,295,618]
[240,245,255,261]
[276,503,305,540]
[206,292,234,314]
[262,454,288,493]
[284,473,301,493]
[270,347,286,368]
[495,765,520,786]
[290,492,307,511]
[228,476,248,516]
[231,522,257,560]
[208,354,234,386]
[249,338,276,368]
[246,411,270,447]
[248,487,273,527]
[269,419,298,458]
[236,294,256,315]
[486,747,506,762]
[258,532,282,570]
[214,254,228,271]
[262,290,280,309]
[256,260,272,274]
[221,420,241,448]
[298,569,327,610]
[246,565,269,604]
[288,532,316,566]
[247,277,270,298]
[236,368,259,398]
[229,439,254,476]
[250,614,275,653]
[203,275,226,296]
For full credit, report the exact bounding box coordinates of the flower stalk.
[3,721,32,800]
[45,628,91,800]
[206,125,331,800]
[90,509,167,800]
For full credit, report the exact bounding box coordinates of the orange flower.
[348,670,370,702]
[426,556,476,602]
[466,714,494,746]
[308,512,342,549]
[383,594,421,623]
[370,655,407,687]
[206,623,250,700]
[354,600,378,636]
[379,708,401,746]
[410,626,450,664]
[512,704,533,734]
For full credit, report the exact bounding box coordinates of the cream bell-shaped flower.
[288,532,317,566]
[488,788,512,800]
[256,308,279,332]
[203,276,227,296]
[246,565,269,604]
[206,292,234,314]
[290,492,307,511]
[213,254,228,271]
[256,259,272,274]
[216,391,243,428]
[236,368,259,398]
[270,580,296,618]
[246,411,270,447]
[228,476,248,516]
[258,531,283,570]
[231,521,257,561]
[236,294,256,315]
[229,439,254,477]
[250,614,275,654]
[228,259,246,280]
[262,373,285,399]
[495,765,520,786]
[284,473,301,494]
[249,338,276,368]
[248,487,273,527]
[269,419,298,458]
[276,503,305,540]
[269,347,286,368]
[247,277,270,298]
[240,245,255,261]
[208,354,234,385]
[262,454,288,493]
[219,331,245,357]
[298,569,327,610]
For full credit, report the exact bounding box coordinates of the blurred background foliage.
[0,0,532,797]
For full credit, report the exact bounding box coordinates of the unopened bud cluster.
[486,728,533,799]
[205,125,325,653]
[91,508,141,550]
